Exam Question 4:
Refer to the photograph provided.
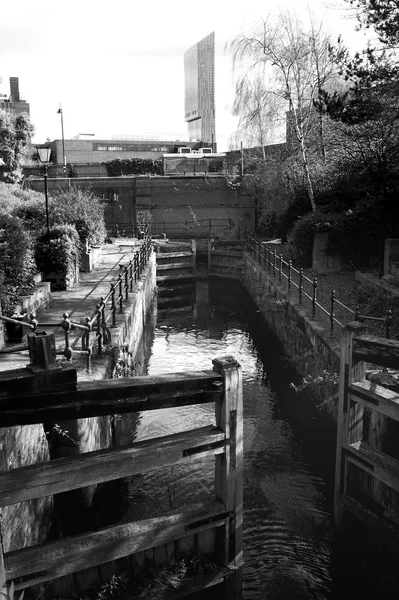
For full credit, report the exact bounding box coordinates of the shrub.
[287,211,337,267]
[35,225,80,287]
[0,212,37,316]
[50,187,107,247]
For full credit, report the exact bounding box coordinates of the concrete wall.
[27,175,255,238]
[242,253,340,421]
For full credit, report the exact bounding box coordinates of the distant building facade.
[0,77,30,116]
[184,32,216,150]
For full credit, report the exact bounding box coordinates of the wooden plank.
[334,321,367,527]
[209,272,241,280]
[5,499,227,591]
[343,495,399,546]
[349,380,399,421]
[211,251,243,258]
[346,441,399,493]
[210,262,242,269]
[156,274,194,283]
[156,263,193,271]
[0,426,226,507]
[0,371,223,427]
[353,336,399,370]
[156,252,193,259]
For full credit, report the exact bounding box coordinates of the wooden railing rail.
[246,233,393,338]
[0,356,243,598]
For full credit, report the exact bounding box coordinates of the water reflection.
[122,279,334,599]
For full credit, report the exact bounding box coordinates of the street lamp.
[57,104,66,174]
[36,146,52,235]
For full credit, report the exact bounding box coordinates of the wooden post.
[334,321,366,528]
[213,356,243,599]
[0,527,5,596]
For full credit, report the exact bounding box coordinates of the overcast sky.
[1,0,366,151]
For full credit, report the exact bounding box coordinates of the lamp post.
[37,146,52,235]
[57,104,66,174]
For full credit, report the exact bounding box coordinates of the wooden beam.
[353,336,399,370]
[349,380,399,420]
[346,441,399,493]
[5,499,227,590]
[343,495,399,548]
[156,252,193,259]
[211,251,243,258]
[156,263,193,271]
[0,371,223,427]
[0,426,226,507]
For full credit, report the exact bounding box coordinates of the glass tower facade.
[184,32,216,149]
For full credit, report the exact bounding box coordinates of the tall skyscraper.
[184,32,216,149]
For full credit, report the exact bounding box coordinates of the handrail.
[0,236,153,368]
[245,232,393,338]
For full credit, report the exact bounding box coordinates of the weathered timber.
[5,499,227,591]
[0,364,77,399]
[0,371,223,427]
[349,380,399,420]
[343,495,399,547]
[0,426,226,507]
[213,356,243,599]
[334,321,367,527]
[156,274,194,283]
[353,335,399,370]
[156,252,193,260]
[211,251,243,258]
[346,441,399,493]
[156,263,193,271]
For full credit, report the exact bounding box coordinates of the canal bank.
[0,240,157,549]
[241,252,341,424]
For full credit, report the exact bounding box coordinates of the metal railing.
[111,218,247,240]
[0,237,153,368]
[246,233,393,338]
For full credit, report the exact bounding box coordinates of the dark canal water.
[118,278,336,599]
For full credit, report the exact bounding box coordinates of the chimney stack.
[10,77,20,102]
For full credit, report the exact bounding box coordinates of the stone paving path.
[0,239,142,372]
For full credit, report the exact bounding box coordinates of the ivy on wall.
[104,158,163,177]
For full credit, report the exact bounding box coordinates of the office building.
[0,77,30,116]
[184,32,216,149]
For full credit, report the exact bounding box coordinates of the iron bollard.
[312,277,317,319]
[61,312,72,360]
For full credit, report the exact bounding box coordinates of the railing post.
[268,248,271,274]
[279,254,283,283]
[263,243,267,266]
[96,304,103,354]
[385,309,393,339]
[118,274,123,312]
[110,283,116,327]
[312,276,317,319]
[330,290,335,336]
[288,260,292,292]
[61,312,72,361]
[124,266,129,301]
[212,355,243,598]
[273,250,277,279]
[134,252,138,283]
[82,316,91,351]
[129,259,133,292]
[258,240,261,264]
[299,268,303,305]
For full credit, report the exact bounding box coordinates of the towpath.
[0,239,141,372]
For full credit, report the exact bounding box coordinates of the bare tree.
[228,11,336,211]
